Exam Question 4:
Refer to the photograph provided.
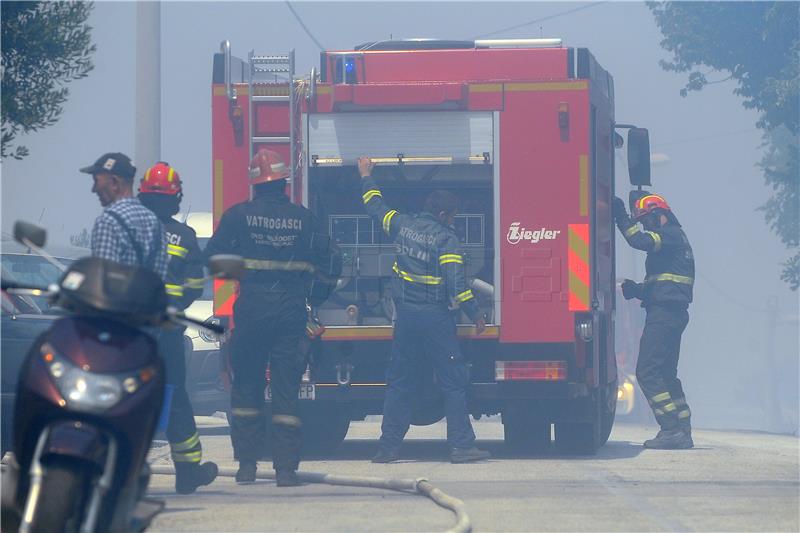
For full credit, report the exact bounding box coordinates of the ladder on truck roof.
[247,49,296,195]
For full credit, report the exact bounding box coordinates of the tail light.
[495,361,567,381]
[576,316,593,341]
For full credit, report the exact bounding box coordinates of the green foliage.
[648,1,800,289]
[758,126,799,290]
[1,1,96,160]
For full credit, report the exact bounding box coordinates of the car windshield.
[1,253,73,312]
[1,254,69,287]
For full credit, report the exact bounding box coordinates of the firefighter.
[138,162,219,493]
[357,157,491,464]
[613,193,694,449]
[204,149,340,486]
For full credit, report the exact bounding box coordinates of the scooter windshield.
[57,257,167,325]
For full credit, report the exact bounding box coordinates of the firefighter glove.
[621,279,642,300]
[612,196,628,224]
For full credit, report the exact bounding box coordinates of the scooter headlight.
[40,343,138,413]
[58,368,123,410]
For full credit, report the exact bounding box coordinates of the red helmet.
[249,149,290,185]
[139,162,182,195]
[633,194,670,219]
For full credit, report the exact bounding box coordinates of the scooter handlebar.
[167,308,226,336]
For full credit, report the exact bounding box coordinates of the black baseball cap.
[79,152,137,180]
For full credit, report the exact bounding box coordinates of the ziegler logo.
[506,223,561,245]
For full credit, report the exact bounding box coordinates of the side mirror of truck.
[208,254,245,280]
[627,128,651,187]
[14,221,47,248]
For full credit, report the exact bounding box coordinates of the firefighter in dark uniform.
[204,149,340,486]
[613,193,694,449]
[138,162,219,493]
[357,157,491,464]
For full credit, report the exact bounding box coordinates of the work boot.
[450,447,491,463]
[643,428,693,449]
[680,418,693,439]
[275,470,302,487]
[175,461,218,494]
[371,448,400,464]
[235,461,257,484]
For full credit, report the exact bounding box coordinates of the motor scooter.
[0,221,243,532]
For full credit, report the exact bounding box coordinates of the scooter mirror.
[13,221,47,248]
[208,254,245,280]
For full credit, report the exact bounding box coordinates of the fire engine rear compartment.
[303,111,498,327]
[308,163,495,326]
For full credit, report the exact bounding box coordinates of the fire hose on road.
[150,464,472,533]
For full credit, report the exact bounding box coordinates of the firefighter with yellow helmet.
[204,149,340,486]
[613,193,695,449]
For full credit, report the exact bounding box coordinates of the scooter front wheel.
[28,457,91,533]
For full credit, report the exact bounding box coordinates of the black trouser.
[158,328,202,464]
[636,303,692,430]
[229,291,306,471]
[379,305,476,451]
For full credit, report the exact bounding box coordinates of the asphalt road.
[148,419,799,532]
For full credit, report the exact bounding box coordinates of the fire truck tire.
[553,394,602,455]
[410,402,445,426]
[410,368,445,426]
[301,405,351,455]
[502,404,550,454]
[600,377,618,446]
[238,405,351,459]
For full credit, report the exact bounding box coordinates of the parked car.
[1,241,86,453]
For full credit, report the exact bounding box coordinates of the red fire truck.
[210,38,652,454]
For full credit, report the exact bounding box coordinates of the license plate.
[265,384,315,401]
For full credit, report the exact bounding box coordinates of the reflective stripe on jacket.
[361,175,480,320]
[204,191,340,304]
[162,218,204,310]
[617,216,694,306]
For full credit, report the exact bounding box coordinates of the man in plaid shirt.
[80,152,168,279]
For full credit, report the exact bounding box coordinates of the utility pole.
[135,1,161,170]
[765,294,781,432]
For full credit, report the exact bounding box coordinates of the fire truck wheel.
[301,405,351,456]
[410,366,445,426]
[553,395,603,455]
[502,403,550,454]
[234,405,351,460]
[410,401,445,426]
[600,377,618,446]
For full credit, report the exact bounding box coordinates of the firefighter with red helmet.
[138,162,218,492]
[613,193,695,449]
[204,149,340,486]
